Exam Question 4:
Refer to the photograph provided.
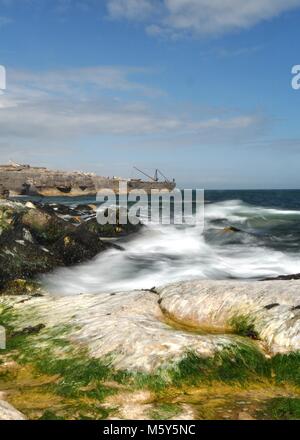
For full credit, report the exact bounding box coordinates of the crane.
[133,167,171,183]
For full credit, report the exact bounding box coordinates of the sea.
[15,189,300,295]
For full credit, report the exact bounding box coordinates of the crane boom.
[133,166,172,183]
[133,166,157,182]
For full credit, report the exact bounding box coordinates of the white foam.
[44,200,300,295]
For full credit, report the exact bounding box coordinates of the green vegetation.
[229,315,259,339]
[1,301,300,420]
[0,207,13,234]
[149,403,181,420]
[256,397,300,420]
[270,352,300,387]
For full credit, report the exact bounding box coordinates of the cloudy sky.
[0,0,300,188]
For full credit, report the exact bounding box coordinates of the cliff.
[0,164,175,197]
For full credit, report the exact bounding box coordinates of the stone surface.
[0,201,112,290]
[0,164,175,197]
[1,278,299,373]
[0,400,26,420]
[158,279,300,354]
[2,290,246,373]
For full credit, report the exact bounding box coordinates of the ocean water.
[32,189,300,295]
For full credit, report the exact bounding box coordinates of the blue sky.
[0,0,300,188]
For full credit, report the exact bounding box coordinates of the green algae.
[256,397,300,420]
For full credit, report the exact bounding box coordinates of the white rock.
[2,291,245,373]
[158,279,300,354]
[0,400,26,420]
[25,201,36,209]
[1,279,299,374]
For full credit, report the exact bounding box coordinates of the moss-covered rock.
[0,201,120,292]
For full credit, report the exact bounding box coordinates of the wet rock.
[262,273,300,281]
[86,207,142,238]
[222,226,242,233]
[0,200,118,290]
[0,230,61,288]
[52,224,108,266]
[17,206,72,244]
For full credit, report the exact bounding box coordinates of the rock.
[10,323,45,338]
[222,226,242,233]
[157,280,300,354]
[52,224,108,265]
[238,411,255,420]
[1,279,42,296]
[0,230,61,288]
[86,207,142,238]
[262,273,300,281]
[17,207,70,244]
[0,185,9,199]
[0,400,26,420]
[2,290,247,373]
[24,201,36,209]
[0,200,117,290]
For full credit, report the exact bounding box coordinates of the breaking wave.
[44,199,300,294]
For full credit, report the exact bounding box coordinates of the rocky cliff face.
[0,164,176,196]
[0,164,97,196]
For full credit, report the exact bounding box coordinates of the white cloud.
[9,66,164,98]
[106,0,300,37]
[0,66,264,143]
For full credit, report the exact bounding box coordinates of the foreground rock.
[0,279,299,420]
[158,279,300,354]
[1,279,300,371]
[0,400,26,420]
[3,290,241,372]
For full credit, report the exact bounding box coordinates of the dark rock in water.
[52,224,108,266]
[0,200,123,293]
[262,273,300,281]
[0,228,61,288]
[86,208,142,237]
[222,226,242,233]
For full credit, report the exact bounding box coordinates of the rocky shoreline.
[0,199,140,294]
[0,199,299,420]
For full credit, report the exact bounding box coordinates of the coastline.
[0,196,299,420]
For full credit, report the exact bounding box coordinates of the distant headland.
[0,162,176,197]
